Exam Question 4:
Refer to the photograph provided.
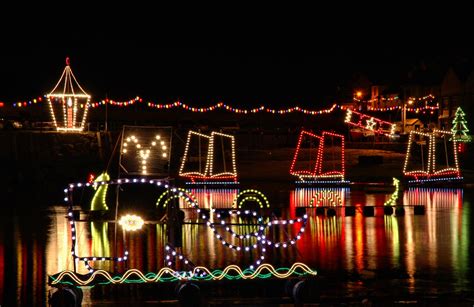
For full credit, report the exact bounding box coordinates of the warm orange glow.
[356,91,362,98]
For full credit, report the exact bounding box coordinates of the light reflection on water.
[0,187,471,306]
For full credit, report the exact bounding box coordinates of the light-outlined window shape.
[179,130,237,182]
[119,126,172,177]
[403,129,461,180]
[46,58,91,132]
[290,130,345,182]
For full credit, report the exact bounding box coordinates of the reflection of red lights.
[403,188,463,208]
[190,189,238,209]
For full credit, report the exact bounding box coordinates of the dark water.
[1,186,473,306]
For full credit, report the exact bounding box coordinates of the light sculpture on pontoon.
[403,129,462,183]
[50,179,316,285]
[290,130,347,184]
[179,130,238,183]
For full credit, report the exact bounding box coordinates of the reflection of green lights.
[457,196,468,275]
[385,215,399,262]
[91,222,110,263]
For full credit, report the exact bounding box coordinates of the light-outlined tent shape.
[290,130,345,182]
[179,130,237,182]
[46,57,91,132]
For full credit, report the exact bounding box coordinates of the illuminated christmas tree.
[451,107,471,142]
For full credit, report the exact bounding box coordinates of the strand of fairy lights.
[49,262,317,286]
[233,189,270,208]
[12,95,441,113]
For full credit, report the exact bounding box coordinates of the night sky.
[0,3,472,107]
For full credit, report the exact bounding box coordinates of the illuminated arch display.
[344,109,396,136]
[403,130,461,182]
[290,130,346,182]
[46,57,91,132]
[119,126,172,177]
[179,130,237,182]
[233,189,270,208]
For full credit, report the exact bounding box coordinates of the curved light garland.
[156,188,198,208]
[233,189,270,208]
[49,262,317,286]
[12,96,441,115]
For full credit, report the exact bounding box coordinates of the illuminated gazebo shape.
[46,57,91,132]
[179,130,237,182]
[290,130,345,182]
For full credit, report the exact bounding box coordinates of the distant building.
[403,63,474,130]
[394,118,424,134]
[346,62,474,131]
[369,85,401,109]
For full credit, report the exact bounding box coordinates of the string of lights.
[233,189,270,208]
[49,262,317,286]
[9,96,440,114]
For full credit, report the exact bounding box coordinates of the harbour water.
[1,186,473,305]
